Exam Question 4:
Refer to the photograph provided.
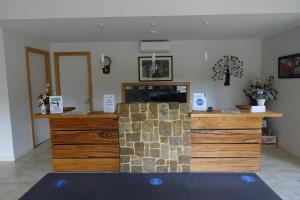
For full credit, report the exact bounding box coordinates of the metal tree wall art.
[212,55,244,86]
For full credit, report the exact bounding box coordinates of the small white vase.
[40,103,47,114]
[256,99,266,106]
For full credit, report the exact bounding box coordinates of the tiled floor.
[0,142,300,200]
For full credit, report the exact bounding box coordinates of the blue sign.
[52,180,67,187]
[241,175,256,183]
[196,99,204,106]
[150,178,163,186]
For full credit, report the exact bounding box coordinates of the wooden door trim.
[25,46,51,148]
[54,51,93,111]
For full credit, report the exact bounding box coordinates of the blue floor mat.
[20,173,282,200]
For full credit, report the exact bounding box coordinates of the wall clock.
[101,56,111,74]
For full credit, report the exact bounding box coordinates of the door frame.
[54,51,93,111]
[25,46,51,148]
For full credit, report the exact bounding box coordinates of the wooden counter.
[34,111,119,172]
[190,110,282,172]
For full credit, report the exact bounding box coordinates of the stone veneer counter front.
[118,102,191,173]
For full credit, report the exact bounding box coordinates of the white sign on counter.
[103,94,115,113]
[193,93,207,111]
[49,96,63,114]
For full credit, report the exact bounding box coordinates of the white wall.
[50,39,262,110]
[2,28,49,159]
[0,27,14,161]
[0,0,299,20]
[261,26,300,158]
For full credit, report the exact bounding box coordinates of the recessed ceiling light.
[151,22,157,26]
[150,30,156,34]
[99,24,104,28]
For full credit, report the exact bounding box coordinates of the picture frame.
[138,56,173,82]
[278,53,300,78]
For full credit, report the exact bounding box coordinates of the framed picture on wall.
[138,56,173,82]
[278,53,300,78]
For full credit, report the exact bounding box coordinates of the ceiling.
[0,13,300,42]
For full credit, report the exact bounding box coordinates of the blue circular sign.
[150,178,163,186]
[52,180,67,187]
[196,99,204,106]
[241,175,256,183]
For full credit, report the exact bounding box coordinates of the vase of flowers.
[243,76,278,106]
[38,83,51,114]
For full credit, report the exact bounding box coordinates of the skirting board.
[0,156,15,161]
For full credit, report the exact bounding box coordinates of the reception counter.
[34,108,282,172]
[190,110,282,172]
[34,111,120,172]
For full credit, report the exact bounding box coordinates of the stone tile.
[179,103,190,114]
[148,103,158,119]
[119,123,132,133]
[134,142,144,156]
[126,132,141,142]
[132,113,147,122]
[131,166,143,173]
[143,158,156,172]
[120,148,134,155]
[142,120,154,132]
[169,110,179,120]
[183,120,191,130]
[169,137,183,146]
[150,149,160,158]
[118,103,129,117]
[120,156,130,163]
[159,103,169,120]
[169,102,179,110]
[132,123,141,132]
[120,164,130,172]
[157,166,169,173]
[178,155,191,164]
[159,121,172,136]
[161,144,169,159]
[130,103,140,113]
[156,159,165,165]
[140,103,147,112]
[172,120,182,136]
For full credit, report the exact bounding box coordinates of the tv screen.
[124,85,187,103]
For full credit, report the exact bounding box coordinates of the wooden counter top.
[33,111,118,119]
[191,110,282,118]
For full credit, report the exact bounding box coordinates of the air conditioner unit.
[139,40,170,53]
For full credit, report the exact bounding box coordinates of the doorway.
[25,47,51,148]
[54,52,93,112]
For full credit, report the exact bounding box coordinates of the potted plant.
[243,76,278,106]
[38,83,51,114]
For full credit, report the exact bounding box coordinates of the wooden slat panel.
[192,144,260,158]
[52,158,119,172]
[51,130,119,144]
[52,145,119,158]
[191,158,260,172]
[191,117,262,129]
[191,130,261,144]
[50,118,118,130]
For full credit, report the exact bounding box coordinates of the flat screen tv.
[122,82,189,103]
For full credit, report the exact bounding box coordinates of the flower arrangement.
[243,76,278,102]
[38,83,51,107]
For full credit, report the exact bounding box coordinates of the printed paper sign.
[104,94,115,113]
[193,93,207,111]
[49,96,63,114]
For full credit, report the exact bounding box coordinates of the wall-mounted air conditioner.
[139,40,170,53]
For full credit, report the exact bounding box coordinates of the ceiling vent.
[139,40,170,53]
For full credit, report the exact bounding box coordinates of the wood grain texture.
[192,143,261,158]
[52,145,119,158]
[191,130,261,144]
[191,158,260,172]
[25,46,51,148]
[191,117,262,129]
[191,110,282,118]
[50,118,118,130]
[51,130,119,144]
[52,158,120,172]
